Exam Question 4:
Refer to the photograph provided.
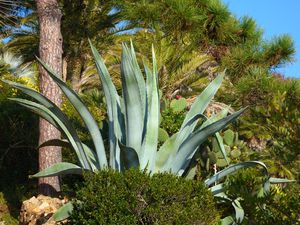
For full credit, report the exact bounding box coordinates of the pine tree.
[36,0,63,195]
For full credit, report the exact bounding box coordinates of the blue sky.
[223,0,300,78]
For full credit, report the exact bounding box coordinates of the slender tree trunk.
[67,56,83,92]
[36,0,63,196]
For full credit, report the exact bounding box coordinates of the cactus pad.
[170,98,187,112]
[230,149,241,158]
[223,129,235,146]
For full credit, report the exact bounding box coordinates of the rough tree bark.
[66,56,83,92]
[36,0,63,196]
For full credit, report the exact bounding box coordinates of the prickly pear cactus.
[223,129,235,146]
[193,129,247,173]
[216,158,228,167]
[170,98,187,112]
[213,129,247,167]
[230,148,241,158]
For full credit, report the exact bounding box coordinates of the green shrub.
[69,169,220,225]
[215,72,300,179]
[159,96,187,136]
[160,107,186,135]
[0,192,18,225]
[221,169,300,225]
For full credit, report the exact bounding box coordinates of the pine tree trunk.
[36,0,63,196]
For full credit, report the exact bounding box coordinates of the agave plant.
[0,41,292,224]
[1,41,241,175]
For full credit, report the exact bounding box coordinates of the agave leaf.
[30,162,83,178]
[269,177,296,183]
[2,81,90,169]
[120,44,144,156]
[1,79,56,108]
[130,41,146,117]
[184,71,224,123]
[140,47,159,171]
[214,191,231,199]
[205,161,269,186]
[14,101,59,128]
[164,74,225,169]
[142,62,152,140]
[199,107,230,164]
[53,202,73,221]
[151,44,159,95]
[81,144,99,171]
[38,139,71,149]
[176,113,207,147]
[9,98,90,169]
[173,108,246,175]
[119,141,139,170]
[199,107,229,129]
[215,133,228,162]
[155,133,178,172]
[263,179,271,196]
[216,193,244,224]
[182,108,229,163]
[38,139,99,171]
[183,114,208,130]
[1,80,59,127]
[156,110,230,173]
[221,216,236,225]
[233,199,244,223]
[156,114,207,173]
[90,40,123,170]
[2,79,89,162]
[177,72,225,147]
[258,180,272,198]
[209,183,224,196]
[36,57,107,168]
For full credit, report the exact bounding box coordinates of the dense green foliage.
[0,76,38,223]
[0,192,18,225]
[221,169,300,224]
[1,0,299,224]
[69,169,220,225]
[160,108,185,135]
[159,97,187,135]
[216,73,300,179]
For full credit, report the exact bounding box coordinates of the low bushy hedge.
[69,169,220,225]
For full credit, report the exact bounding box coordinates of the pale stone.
[39,202,50,210]
[19,195,67,225]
